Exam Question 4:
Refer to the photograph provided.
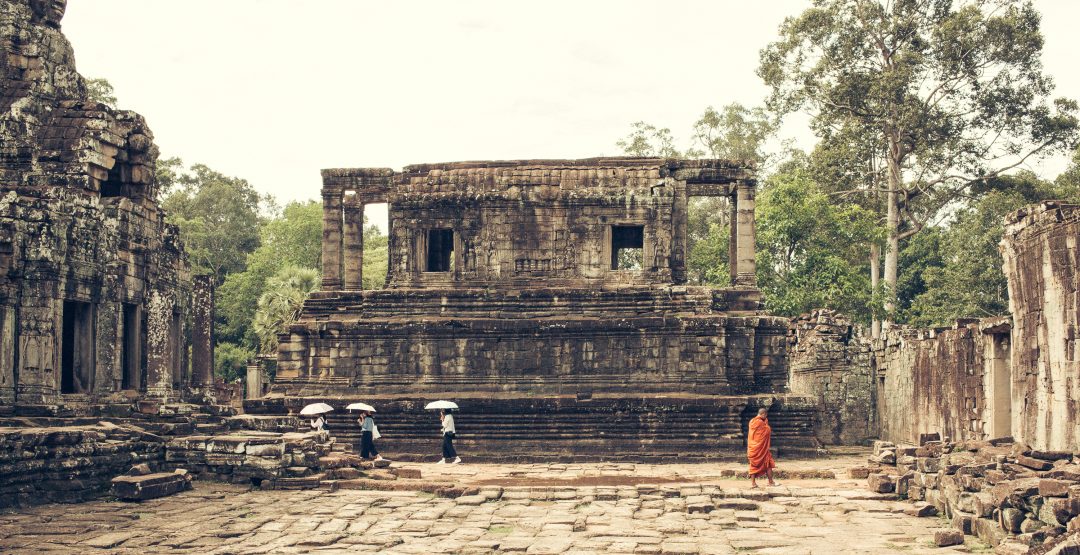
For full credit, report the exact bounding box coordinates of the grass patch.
[488,525,514,534]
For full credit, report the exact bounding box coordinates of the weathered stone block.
[110,471,191,501]
[933,529,963,547]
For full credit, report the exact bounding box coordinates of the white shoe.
[375,455,383,461]
[452,457,461,464]
[436,458,446,464]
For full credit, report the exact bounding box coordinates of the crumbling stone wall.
[876,318,1012,446]
[788,309,875,445]
[1001,201,1080,452]
[0,0,190,408]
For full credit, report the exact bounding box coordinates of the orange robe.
[747,415,775,477]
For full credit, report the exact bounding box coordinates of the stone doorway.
[60,300,94,394]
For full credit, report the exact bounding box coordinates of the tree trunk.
[883,141,902,329]
[870,243,881,339]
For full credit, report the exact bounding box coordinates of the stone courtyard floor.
[0,453,991,554]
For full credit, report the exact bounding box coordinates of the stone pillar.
[729,194,739,285]
[245,361,264,399]
[735,182,757,286]
[190,275,214,388]
[342,198,364,291]
[144,291,175,398]
[0,306,15,404]
[671,185,687,283]
[321,190,343,290]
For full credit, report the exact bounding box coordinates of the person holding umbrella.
[425,400,460,464]
[346,402,382,460]
[299,403,334,433]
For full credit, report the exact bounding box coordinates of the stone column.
[144,291,175,398]
[321,190,343,290]
[671,185,688,283]
[245,361,264,399]
[190,275,214,388]
[0,306,15,404]
[729,193,739,285]
[735,182,757,286]
[15,297,59,404]
[342,198,364,291]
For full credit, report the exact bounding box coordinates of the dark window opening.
[611,225,644,271]
[61,301,94,394]
[100,162,126,198]
[426,229,454,272]
[121,303,140,390]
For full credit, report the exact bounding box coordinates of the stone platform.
[245,393,823,462]
[0,455,991,554]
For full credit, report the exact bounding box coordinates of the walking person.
[747,407,778,488]
[437,409,460,464]
[310,414,327,432]
[358,411,383,461]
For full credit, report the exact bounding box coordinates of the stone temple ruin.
[3,0,1080,550]
[0,0,201,409]
[246,158,821,459]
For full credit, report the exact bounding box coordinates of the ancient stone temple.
[250,158,819,459]
[0,0,196,410]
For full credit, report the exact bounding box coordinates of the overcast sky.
[63,1,1080,227]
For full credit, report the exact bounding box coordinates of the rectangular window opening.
[611,225,644,271]
[61,301,94,394]
[425,228,454,272]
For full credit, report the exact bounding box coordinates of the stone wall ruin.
[0,0,192,409]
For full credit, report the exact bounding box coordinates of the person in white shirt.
[310,415,326,432]
[437,409,460,464]
[358,411,383,461]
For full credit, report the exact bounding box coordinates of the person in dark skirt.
[358,411,382,461]
[437,409,460,464]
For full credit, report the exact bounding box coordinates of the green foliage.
[214,341,253,382]
[687,104,776,164]
[686,197,730,285]
[756,167,882,321]
[759,0,1080,318]
[162,162,271,284]
[615,122,684,158]
[362,218,389,290]
[252,266,320,355]
[217,200,322,346]
[86,78,117,108]
[904,172,1080,326]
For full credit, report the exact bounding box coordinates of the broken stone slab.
[919,433,941,446]
[933,528,963,547]
[990,477,1041,508]
[903,502,938,517]
[1040,478,1075,497]
[1030,450,1073,462]
[111,470,191,501]
[1016,455,1054,471]
[868,473,895,494]
[390,467,422,479]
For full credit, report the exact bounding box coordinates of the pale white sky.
[64,1,1080,228]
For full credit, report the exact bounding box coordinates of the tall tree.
[161,163,271,284]
[759,0,1079,326]
[615,122,684,158]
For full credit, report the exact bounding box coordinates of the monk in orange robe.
[747,407,777,488]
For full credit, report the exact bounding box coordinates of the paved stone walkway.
[0,461,990,554]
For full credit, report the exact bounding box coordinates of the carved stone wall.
[1001,201,1080,452]
[0,0,190,408]
[875,318,1013,446]
[788,309,876,445]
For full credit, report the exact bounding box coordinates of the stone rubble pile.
[0,422,166,508]
[164,430,335,484]
[860,435,1080,551]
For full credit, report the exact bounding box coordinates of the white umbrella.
[424,400,459,410]
[299,402,334,416]
[346,402,376,412]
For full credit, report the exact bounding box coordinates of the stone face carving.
[0,0,191,407]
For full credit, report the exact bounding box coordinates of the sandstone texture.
[0,0,190,408]
[1001,201,1080,452]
